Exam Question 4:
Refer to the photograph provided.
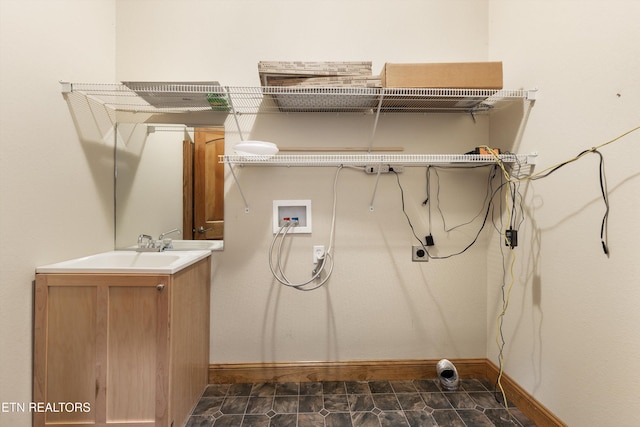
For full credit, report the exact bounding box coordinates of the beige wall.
[0,1,116,426]
[1,1,639,426]
[113,0,497,364]
[487,1,640,425]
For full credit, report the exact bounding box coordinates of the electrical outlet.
[313,245,325,264]
[365,165,390,174]
[364,165,404,174]
[412,245,429,262]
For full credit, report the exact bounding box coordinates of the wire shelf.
[220,153,535,167]
[63,82,531,116]
[63,82,230,113]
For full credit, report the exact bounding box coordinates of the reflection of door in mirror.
[183,127,224,240]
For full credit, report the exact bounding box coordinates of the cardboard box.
[380,62,503,89]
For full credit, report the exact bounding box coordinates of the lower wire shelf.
[220,153,537,167]
[220,153,538,213]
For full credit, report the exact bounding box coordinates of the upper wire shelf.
[61,82,534,116]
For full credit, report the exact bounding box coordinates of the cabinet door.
[106,283,169,424]
[33,284,98,425]
[34,274,170,427]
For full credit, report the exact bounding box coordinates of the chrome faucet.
[158,228,181,240]
[136,229,181,252]
[137,234,163,252]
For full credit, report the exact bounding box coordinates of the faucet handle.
[158,228,181,240]
[137,234,153,248]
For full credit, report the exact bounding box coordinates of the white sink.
[123,240,223,252]
[35,250,211,274]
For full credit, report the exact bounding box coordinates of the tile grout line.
[390,380,413,427]
[186,379,535,427]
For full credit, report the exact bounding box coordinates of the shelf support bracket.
[368,164,383,212]
[228,164,250,213]
[368,90,385,153]
[225,86,245,141]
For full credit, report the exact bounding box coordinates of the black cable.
[423,166,432,235]
[432,165,498,233]
[395,170,425,246]
[511,154,527,230]
[494,234,509,404]
[510,181,518,229]
[491,172,507,235]
[594,150,610,255]
[531,148,610,255]
[394,168,499,260]
[529,148,592,181]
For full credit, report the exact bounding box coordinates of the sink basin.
[35,250,211,274]
[166,240,223,251]
[123,240,223,252]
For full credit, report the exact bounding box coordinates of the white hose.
[268,166,342,291]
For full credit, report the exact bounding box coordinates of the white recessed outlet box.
[273,200,312,234]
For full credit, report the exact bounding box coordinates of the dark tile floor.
[185,378,535,427]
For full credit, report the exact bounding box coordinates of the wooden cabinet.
[33,257,211,427]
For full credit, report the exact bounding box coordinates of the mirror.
[114,124,224,249]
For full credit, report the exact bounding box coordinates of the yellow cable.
[479,123,640,185]
[481,124,639,420]
[482,123,640,185]
[478,146,516,419]
[524,123,640,182]
[495,250,516,419]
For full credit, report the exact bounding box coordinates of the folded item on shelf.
[258,61,375,87]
